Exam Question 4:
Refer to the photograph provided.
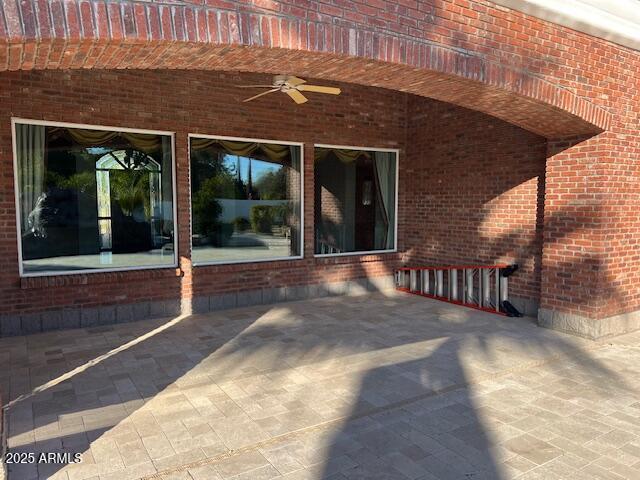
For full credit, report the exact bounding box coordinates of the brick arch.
[0,0,610,138]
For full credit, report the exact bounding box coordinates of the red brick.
[158,6,172,41]
[3,0,22,38]
[18,0,37,38]
[94,1,109,38]
[184,7,197,42]
[196,8,209,42]
[64,0,82,40]
[134,4,149,41]
[107,3,124,41]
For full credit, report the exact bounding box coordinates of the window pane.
[15,123,175,274]
[314,147,396,254]
[98,219,112,250]
[190,138,302,264]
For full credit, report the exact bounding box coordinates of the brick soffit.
[0,0,612,138]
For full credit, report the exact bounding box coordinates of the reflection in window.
[14,122,175,274]
[95,150,162,252]
[190,137,302,264]
[314,147,396,255]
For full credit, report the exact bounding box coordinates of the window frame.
[11,117,179,278]
[313,143,400,258]
[188,133,305,266]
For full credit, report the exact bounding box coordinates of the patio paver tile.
[2,292,639,480]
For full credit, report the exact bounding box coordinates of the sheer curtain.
[161,136,174,239]
[374,151,396,250]
[16,124,46,233]
[289,145,301,256]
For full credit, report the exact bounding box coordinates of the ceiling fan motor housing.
[274,75,289,87]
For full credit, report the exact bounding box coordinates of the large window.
[190,136,303,264]
[314,145,397,255]
[13,120,176,275]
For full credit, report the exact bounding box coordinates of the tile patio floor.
[1,292,640,480]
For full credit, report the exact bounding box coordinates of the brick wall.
[0,69,406,318]
[0,68,548,324]
[404,99,547,303]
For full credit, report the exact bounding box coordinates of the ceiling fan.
[238,75,341,104]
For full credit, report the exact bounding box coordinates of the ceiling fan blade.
[286,76,307,87]
[237,85,278,88]
[242,88,280,102]
[297,85,341,95]
[286,89,308,104]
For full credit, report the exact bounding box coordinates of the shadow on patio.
[1,290,633,480]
